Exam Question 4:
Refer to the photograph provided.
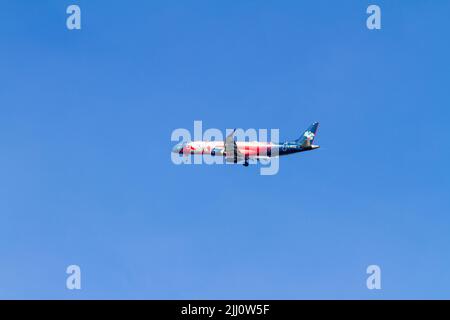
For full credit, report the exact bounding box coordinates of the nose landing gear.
[243,156,249,167]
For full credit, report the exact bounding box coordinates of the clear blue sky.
[0,0,449,299]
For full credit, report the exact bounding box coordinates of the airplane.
[172,122,320,166]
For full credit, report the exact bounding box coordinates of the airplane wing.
[224,129,244,163]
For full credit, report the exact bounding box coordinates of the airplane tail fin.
[295,122,319,148]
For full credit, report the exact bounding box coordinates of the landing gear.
[243,156,249,167]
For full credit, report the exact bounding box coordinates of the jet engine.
[210,148,224,156]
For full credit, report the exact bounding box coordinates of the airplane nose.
[172,144,181,154]
[172,143,184,154]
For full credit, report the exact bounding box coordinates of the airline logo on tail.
[304,130,315,141]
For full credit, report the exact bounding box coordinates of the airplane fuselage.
[177,140,319,157]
